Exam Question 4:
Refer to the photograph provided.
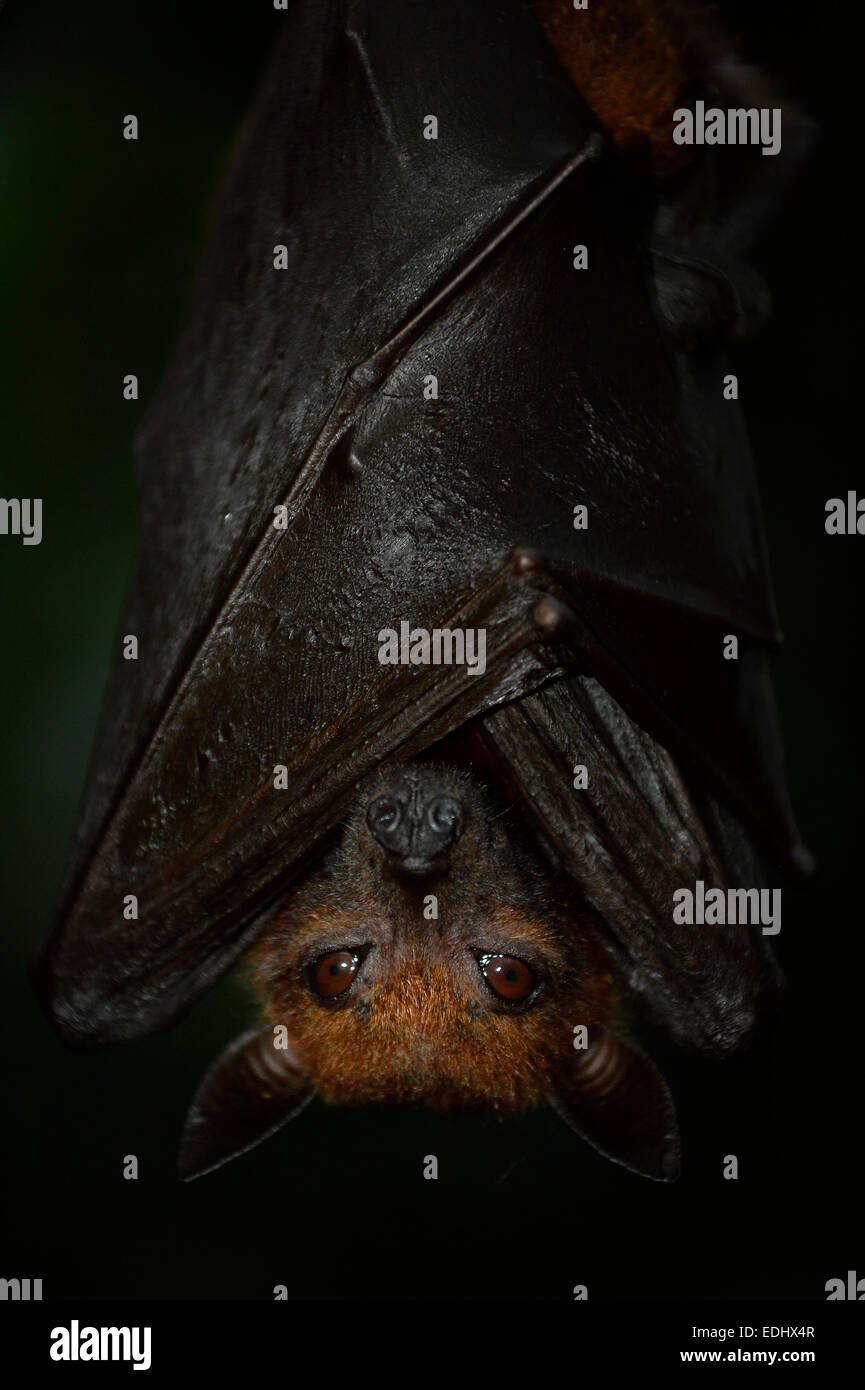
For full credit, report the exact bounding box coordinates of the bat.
[35,0,812,1182]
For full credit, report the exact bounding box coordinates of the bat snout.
[366,781,464,873]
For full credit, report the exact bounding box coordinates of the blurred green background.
[0,0,859,1299]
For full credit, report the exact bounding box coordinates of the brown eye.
[478,953,536,1002]
[310,950,361,998]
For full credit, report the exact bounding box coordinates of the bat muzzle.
[366,780,464,874]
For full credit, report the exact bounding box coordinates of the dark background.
[0,0,858,1299]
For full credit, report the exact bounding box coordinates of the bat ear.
[178,1027,314,1181]
[549,1029,680,1182]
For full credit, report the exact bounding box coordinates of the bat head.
[251,763,606,1115]
[179,763,679,1184]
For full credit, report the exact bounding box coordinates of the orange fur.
[531,0,722,170]
[252,903,612,1113]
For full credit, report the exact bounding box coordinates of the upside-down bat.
[36,0,812,1182]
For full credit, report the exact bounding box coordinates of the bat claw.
[508,545,544,575]
[530,595,576,638]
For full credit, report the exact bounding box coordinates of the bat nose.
[366,786,464,870]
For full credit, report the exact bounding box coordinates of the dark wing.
[478,672,781,1058]
[37,0,803,1046]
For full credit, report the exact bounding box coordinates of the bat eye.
[309,949,362,998]
[427,796,462,835]
[477,953,536,1003]
[367,796,401,833]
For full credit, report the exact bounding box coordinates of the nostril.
[427,796,463,841]
[366,785,463,865]
[367,796,402,843]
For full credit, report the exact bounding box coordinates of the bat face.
[180,762,680,1184]
[251,763,611,1113]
